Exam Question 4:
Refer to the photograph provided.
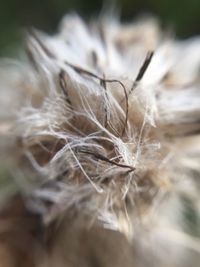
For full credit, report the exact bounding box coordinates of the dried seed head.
[0,14,200,267]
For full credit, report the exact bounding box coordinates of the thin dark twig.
[78,148,135,172]
[64,60,129,137]
[130,51,154,93]
[25,44,38,71]
[119,80,129,136]
[100,74,122,137]
[120,51,154,106]
[100,73,108,128]
[135,51,154,82]
[59,70,73,108]
[28,27,56,59]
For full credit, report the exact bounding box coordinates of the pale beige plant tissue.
[0,14,200,267]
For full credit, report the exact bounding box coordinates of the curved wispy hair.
[0,13,200,267]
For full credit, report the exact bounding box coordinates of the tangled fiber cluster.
[0,14,200,267]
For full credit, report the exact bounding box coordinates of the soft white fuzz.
[0,14,200,267]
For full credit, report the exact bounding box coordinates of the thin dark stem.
[59,70,73,108]
[78,148,135,172]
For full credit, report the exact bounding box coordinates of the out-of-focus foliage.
[0,0,199,55]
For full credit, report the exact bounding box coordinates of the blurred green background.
[0,0,200,56]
